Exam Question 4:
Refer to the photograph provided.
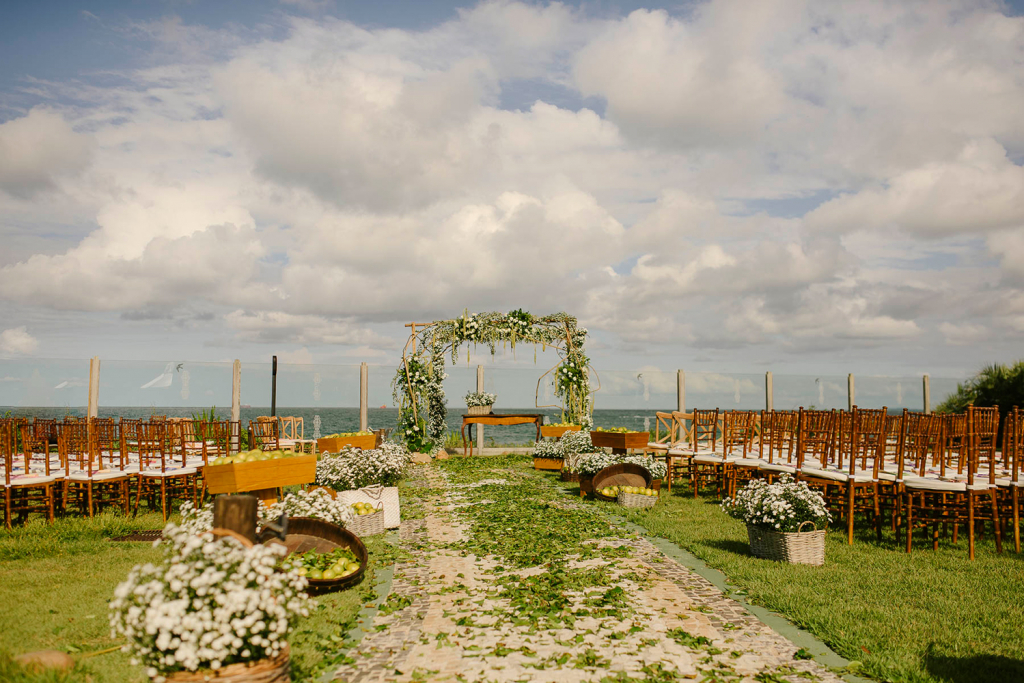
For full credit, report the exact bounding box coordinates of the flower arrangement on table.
[464,391,497,407]
[109,523,310,681]
[576,452,667,480]
[721,475,830,533]
[314,442,411,491]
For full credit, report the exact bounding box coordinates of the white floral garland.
[109,523,310,680]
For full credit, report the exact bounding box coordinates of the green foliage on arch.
[392,310,594,452]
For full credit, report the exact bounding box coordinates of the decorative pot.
[466,405,493,415]
[746,522,825,566]
[164,645,290,682]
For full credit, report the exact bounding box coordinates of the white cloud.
[0,108,93,197]
[0,327,39,356]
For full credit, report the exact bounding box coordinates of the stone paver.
[331,465,844,683]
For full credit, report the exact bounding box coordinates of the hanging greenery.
[391,310,597,452]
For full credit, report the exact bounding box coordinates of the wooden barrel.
[283,518,368,594]
[591,463,653,501]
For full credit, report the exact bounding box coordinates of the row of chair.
[0,417,282,527]
[645,406,1022,559]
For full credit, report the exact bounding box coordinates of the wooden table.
[461,413,543,456]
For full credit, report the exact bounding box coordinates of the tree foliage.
[935,360,1024,417]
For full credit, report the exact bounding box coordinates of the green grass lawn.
[0,498,406,683]
[555,475,1024,683]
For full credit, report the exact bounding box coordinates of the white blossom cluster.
[464,391,497,407]
[721,475,831,533]
[575,452,668,480]
[262,488,353,528]
[532,438,562,459]
[315,441,411,491]
[109,523,310,680]
[559,429,602,472]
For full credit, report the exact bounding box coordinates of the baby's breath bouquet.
[559,429,603,473]
[109,524,310,681]
[721,475,831,533]
[263,488,353,528]
[464,391,496,407]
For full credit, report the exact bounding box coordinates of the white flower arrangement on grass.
[721,475,831,533]
[557,429,603,473]
[315,441,412,491]
[532,438,562,459]
[464,391,497,407]
[109,523,310,681]
[576,452,668,480]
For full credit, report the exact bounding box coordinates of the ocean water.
[1,406,666,445]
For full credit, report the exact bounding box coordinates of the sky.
[2,0,1024,391]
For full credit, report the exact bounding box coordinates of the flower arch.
[391,310,598,452]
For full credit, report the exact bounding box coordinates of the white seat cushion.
[69,469,132,482]
[646,442,670,450]
[140,467,197,478]
[759,462,796,474]
[905,477,990,493]
[692,454,740,464]
[732,457,766,467]
[800,466,873,483]
[4,473,59,487]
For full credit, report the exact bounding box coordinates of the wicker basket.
[466,405,493,415]
[747,521,825,566]
[560,470,580,483]
[164,645,290,681]
[617,490,657,509]
[338,485,401,529]
[346,507,385,537]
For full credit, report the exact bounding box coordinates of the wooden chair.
[279,416,304,452]
[903,406,1003,559]
[685,408,721,497]
[250,419,279,451]
[664,411,695,492]
[721,411,760,497]
[800,407,884,544]
[62,420,132,517]
[135,422,198,521]
[2,420,56,528]
[757,410,798,481]
[1002,407,1023,552]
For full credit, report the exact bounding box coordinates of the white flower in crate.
[109,523,310,680]
[315,441,412,491]
[576,452,667,480]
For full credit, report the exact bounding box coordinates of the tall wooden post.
[923,374,931,414]
[213,495,258,543]
[360,362,369,432]
[87,356,100,419]
[847,374,855,411]
[677,369,685,413]
[271,355,277,418]
[231,359,241,453]
[765,371,773,411]
[477,364,485,452]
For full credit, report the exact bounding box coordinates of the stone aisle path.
[331,463,846,683]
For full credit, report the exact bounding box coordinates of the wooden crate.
[204,454,317,494]
[532,457,564,471]
[540,425,581,438]
[317,433,376,453]
[589,431,648,450]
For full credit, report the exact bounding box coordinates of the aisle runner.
[330,467,843,683]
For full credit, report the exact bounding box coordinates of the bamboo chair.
[903,406,1003,559]
[664,411,694,492]
[2,420,56,528]
[686,408,721,497]
[722,411,761,497]
[62,420,132,517]
[195,420,231,501]
[1002,407,1023,552]
[250,419,279,451]
[135,422,198,521]
[757,410,799,481]
[799,407,883,544]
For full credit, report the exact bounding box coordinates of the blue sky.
[2,0,1024,403]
